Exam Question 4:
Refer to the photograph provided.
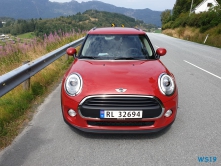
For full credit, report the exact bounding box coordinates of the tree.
[161,10,172,24]
[0,21,3,28]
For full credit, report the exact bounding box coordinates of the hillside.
[0,10,157,37]
[0,0,162,26]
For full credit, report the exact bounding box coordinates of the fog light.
[164,110,172,117]
[68,109,77,117]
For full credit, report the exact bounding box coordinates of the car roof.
[88,27,146,35]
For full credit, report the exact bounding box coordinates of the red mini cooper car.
[61,27,178,133]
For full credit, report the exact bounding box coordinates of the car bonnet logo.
[115,88,127,93]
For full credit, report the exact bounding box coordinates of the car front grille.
[87,121,154,126]
[79,95,163,119]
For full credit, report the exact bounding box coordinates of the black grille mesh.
[82,96,159,108]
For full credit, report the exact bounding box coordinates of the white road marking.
[184,60,221,80]
[155,45,160,48]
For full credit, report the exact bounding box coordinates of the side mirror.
[156,48,167,56]
[66,47,77,57]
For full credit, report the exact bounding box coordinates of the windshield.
[79,34,154,60]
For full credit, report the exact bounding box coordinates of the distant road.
[0,33,221,166]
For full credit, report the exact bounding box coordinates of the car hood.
[67,59,173,99]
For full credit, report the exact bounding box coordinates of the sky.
[49,0,177,11]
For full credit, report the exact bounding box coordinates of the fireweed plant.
[0,30,86,149]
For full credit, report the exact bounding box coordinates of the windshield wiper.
[79,56,96,59]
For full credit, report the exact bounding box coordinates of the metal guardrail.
[0,37,85,97]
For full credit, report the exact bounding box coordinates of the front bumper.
[61,95,178,133]
[64,118,175,133]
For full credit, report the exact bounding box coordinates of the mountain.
[0,0,162,26]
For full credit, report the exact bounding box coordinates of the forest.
[0,10,157,37]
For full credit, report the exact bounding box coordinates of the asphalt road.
[0,33,221,166]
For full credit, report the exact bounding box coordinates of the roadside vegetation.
[0,30,85,150]
[161,0,221,48]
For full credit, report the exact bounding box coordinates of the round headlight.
[65,73,82,96]
[158,74,175,96]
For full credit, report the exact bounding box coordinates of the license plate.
[100,110,143,119]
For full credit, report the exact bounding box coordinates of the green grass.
[154,29,162,33]
[17,32,36,39]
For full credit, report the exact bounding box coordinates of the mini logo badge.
[115,88,127,93]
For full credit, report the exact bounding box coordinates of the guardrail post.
[65,54,69,61]
[22,61,30,91]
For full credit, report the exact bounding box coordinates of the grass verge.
[162,26,221,48]
[0,55,73,150]
[0,31,85,150]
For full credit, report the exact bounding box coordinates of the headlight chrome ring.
[158,73,175,96]
[64,73,83,96]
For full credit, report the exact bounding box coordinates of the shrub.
[31,82,44,96]
[200,25,212,33]
[216,28,221,34]
[163,9,221,32]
